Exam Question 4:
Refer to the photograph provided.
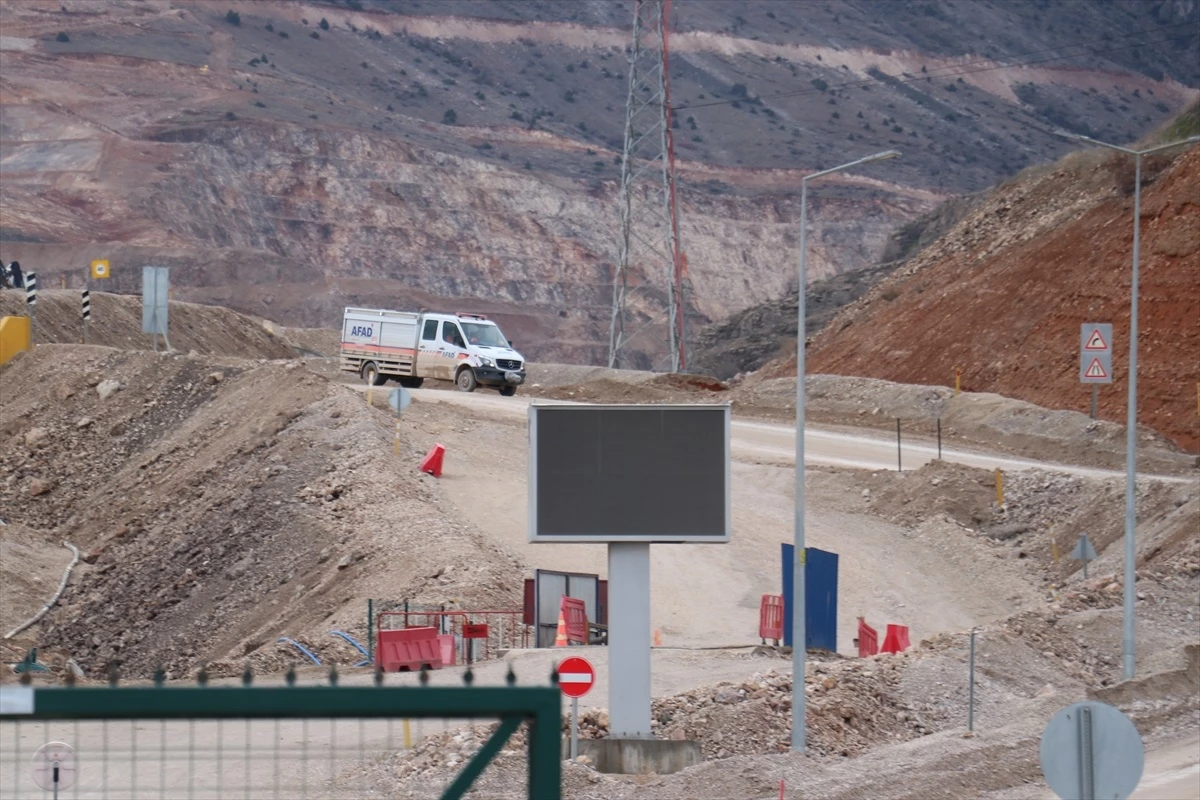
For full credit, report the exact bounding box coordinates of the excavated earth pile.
[0,345,523,677]
[0,289,297,359]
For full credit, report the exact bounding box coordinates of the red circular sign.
[557,656,595,698]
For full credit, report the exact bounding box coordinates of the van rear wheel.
[456,368,477,393]
[499,386,517,397]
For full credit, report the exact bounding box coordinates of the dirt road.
[401,388,1191,482]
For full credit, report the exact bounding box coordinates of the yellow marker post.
[394,420,401,456]
[955,368,962,396]
[994,468,1004,506]
[1052,538,1060,563]
[367,385,373,408]
[403,719,412,749]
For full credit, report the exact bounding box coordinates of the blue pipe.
[329,630,371,667]
[277,637,321,666]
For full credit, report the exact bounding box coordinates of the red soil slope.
[807,148,1200,452]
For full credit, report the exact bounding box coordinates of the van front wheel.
[456,368,477,393]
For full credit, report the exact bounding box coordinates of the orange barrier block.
[879,624,911,654]
[376,627,445,672]
[560,597,588,645]
[759,594,784,644]
[419,444,445,477]
[857,617,879,658]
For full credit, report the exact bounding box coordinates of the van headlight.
[477,357,495,368]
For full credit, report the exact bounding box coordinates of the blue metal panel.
[780,544,838,652]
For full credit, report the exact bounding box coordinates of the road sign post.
[1070,533,1098,580]
[24,271,37,344]
[1080,324,1113,420]
[557,656,595,761]
[141,266,170,352]
[1040,701,1144,800]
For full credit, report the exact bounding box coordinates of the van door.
[434,320,468,380]
[417,317,440,377]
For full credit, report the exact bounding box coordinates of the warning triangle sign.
[1084,358,1108,379]
[1085,328,1108,350]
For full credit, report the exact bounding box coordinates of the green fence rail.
[0,666,561,800]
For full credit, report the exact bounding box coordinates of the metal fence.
[0,667,560,800]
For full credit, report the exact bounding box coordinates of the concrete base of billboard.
[574,738,702,775]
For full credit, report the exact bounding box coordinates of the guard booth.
[780,543,839,652]
[523,570,608,647]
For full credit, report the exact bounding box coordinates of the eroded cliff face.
[5,116,930,365]
[1,0,1195,365]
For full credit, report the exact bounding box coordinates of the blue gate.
[780,544,839,652]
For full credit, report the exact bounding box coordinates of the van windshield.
[461,322,509,349]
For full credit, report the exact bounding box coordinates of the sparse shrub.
[310,31,320,39]
[319,17,330,30]
[442,109,457,125]
[55,31,70,42]
[810,78,828,92]
[265,23,274,32]
[563,90,576,103]
[362,61,369,69]
[510,111,524,121]
[225,111,237,120]
[387,104,394,111]
[475,91,485,101]
[880,287,899,301]
[254,100,266,108]
[730,83,748,97]
[524,160,532,170]
[225,9,240,25]
[278,30,289,38]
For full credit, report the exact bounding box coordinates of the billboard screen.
[528,404,730,543]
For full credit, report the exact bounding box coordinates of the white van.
[339,307,526,395]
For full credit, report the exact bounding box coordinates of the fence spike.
[285,665,296,686]
[328,665,339,686]
[107,662,120,686]
[419,666,430,686]
[153,666,166,687]
[19,669,32,686]
[550,662,559,684]
[463,666,475,686]
[65,667,77,687]
[242,663,254,686]
[505,666,517,686]
[196,663,209,686]
[374,666,384,686]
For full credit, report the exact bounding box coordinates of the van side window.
[442,323,465,348]
[422,319,438,341]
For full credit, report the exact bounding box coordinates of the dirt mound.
[0,344,524,678]
[803,146,1200,452]
[1,289,297,359]
[731,373,1194,474]
[0,523,75,663]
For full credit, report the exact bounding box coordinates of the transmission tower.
[608,0,687,372]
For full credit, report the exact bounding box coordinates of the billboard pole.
[607,543,652,738]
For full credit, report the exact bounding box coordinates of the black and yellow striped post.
[81,289,91,344]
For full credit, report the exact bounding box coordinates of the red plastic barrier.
[857,617,879,658]
[879,623,911,655]
[376,627,445,672]
[560,597,588,645]
[419,444,445,477]
[759,594,784,644]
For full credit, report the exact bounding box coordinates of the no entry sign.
[557,656,595,699]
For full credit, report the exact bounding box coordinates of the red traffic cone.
[419,444,445,477]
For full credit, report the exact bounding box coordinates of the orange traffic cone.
[653,629,662,647]
[554,610,569,647]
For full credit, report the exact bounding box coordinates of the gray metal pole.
[1122,154,1141,681]
[792,176,808,753]
[608,542,652,738]
[1090,385,1098,420]
[967,628,976,732]
[896,418,902,471]
[570,697,579,760]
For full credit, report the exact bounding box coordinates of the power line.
[674,25,1190,112]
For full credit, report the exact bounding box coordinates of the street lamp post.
[793,149,899,752]
[1055,131,1200,681]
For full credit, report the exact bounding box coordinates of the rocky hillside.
[799,125,1200,452]
[1,0,1196,367]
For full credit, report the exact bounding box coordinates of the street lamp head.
[868,149,902,162]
